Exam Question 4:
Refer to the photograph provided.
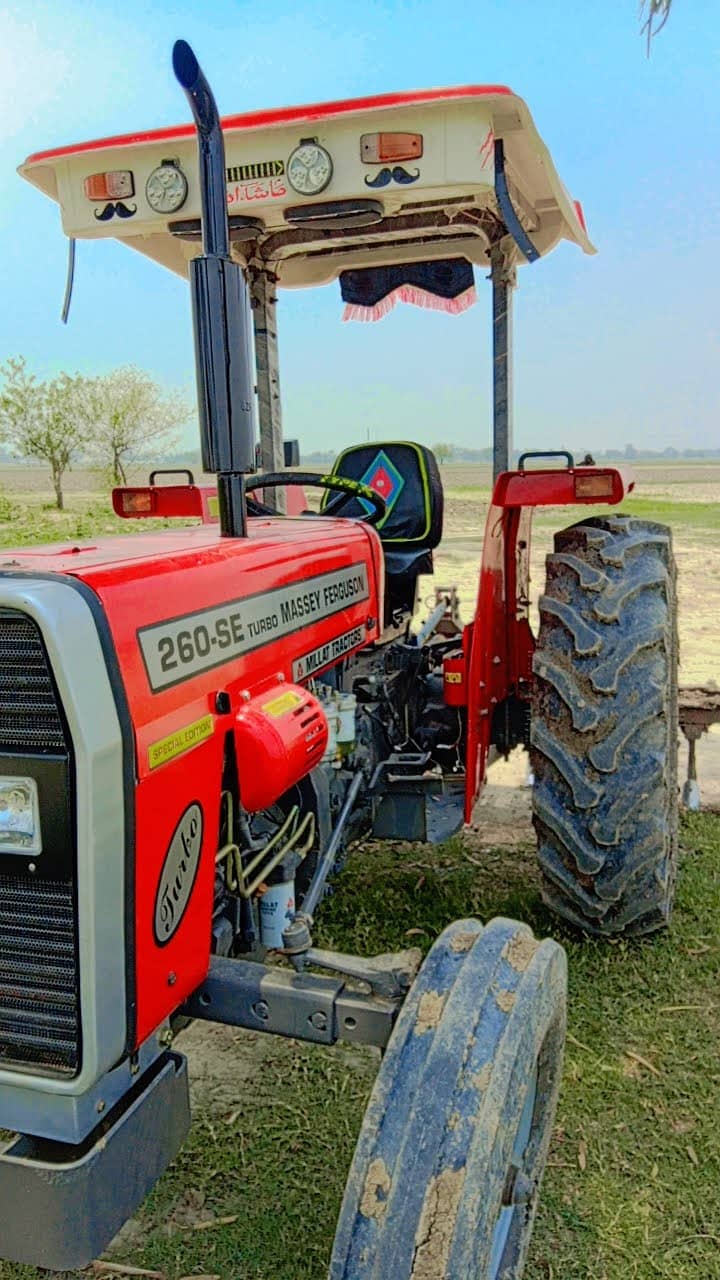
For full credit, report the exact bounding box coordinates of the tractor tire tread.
[530,514,678,937]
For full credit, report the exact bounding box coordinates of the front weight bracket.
[182,955,399,1049]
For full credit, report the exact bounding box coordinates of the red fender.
[463,464,633,821]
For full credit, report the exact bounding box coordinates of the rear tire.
[330,917,566,1279]
[531,515,678,937]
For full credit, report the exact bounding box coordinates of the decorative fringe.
[342,284,477,323]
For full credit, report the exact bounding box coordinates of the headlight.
[287,140,333,196]
[146,162,188,214]
[0,776,42,854]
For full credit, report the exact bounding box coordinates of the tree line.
[0,358,190,509]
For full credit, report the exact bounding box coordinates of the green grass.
[612,495,720,530]
[2,816,718,1280]
[444,488,720,535]
[0,493,182,549]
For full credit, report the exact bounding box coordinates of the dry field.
[1,456,718,794]
[2,458,718,681]
[1,456,718,683]
[428,459,720,686]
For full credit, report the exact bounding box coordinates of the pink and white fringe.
[342,284,477,323]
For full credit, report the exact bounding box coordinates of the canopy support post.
[491,246,517,482]
[250,268,286,512]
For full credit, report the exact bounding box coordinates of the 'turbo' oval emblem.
[154,803,203,945]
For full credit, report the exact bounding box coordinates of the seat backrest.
[323,442,443,548]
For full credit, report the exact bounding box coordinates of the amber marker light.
[120,490,154,514]
[360,133,423,163]
[83,171,135,200]
[574,473,615,499]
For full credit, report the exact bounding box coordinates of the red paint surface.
[112,482,309,522]
[4,519,382,1044]
[496,465,631,508]
[234,684,328,811]
[25,85,513,166]
[463,465,632,820]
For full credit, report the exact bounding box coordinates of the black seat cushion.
[323,442,443,549]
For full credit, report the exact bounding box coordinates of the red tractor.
[0,41,677,1277]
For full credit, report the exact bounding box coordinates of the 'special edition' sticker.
[148,714,214,769]
[138,563,369,692]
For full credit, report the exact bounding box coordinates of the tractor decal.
[359,448,405,520]
[137,561,370,691]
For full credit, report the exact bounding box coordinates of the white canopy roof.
[20,84,595,288]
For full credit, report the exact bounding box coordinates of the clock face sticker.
[287,141,333,196]
[145,162,188,214]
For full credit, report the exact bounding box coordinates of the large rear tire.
[531,515,678,937]
[330,917,566,1279]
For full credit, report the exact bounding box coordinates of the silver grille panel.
[0,608,78,1077]
[0,878,79,1075]
[0,612,67,751]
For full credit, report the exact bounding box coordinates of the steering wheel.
[244,471,386,525]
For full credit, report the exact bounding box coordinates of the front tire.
[330,917,566,1279]
[531,515,678,937]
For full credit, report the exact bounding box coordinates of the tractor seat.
[322,442,443,623]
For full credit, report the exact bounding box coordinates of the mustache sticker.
[94,201,137,221]
[364,166,420,189]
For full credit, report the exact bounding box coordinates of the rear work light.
[574,473,615,499]
[83,170,135,201]
[119,490,154,514]
[360,132,423,163]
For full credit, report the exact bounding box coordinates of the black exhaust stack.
[173,40,254,536]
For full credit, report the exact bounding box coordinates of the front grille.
[0,608,79,1076]
[0,612,67,751]
[0,877,78,1074]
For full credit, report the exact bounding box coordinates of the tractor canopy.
[20,85,595,297]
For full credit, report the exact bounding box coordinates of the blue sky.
[1,0,719,455]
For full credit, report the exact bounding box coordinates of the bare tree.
[80,366,189,485]
[0,357,89,509]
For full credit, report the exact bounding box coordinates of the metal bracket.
[490,242,516,481]
[494,138,540,263]
[369,752,463,843]
[294,946,422,999]
[0,1052,190,1271]
[182,954,399,1049]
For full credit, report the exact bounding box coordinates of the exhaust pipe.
[173,39,255,536]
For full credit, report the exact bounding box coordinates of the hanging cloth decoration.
[340,257,476,322]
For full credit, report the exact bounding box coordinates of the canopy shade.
[20,84,595,289]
